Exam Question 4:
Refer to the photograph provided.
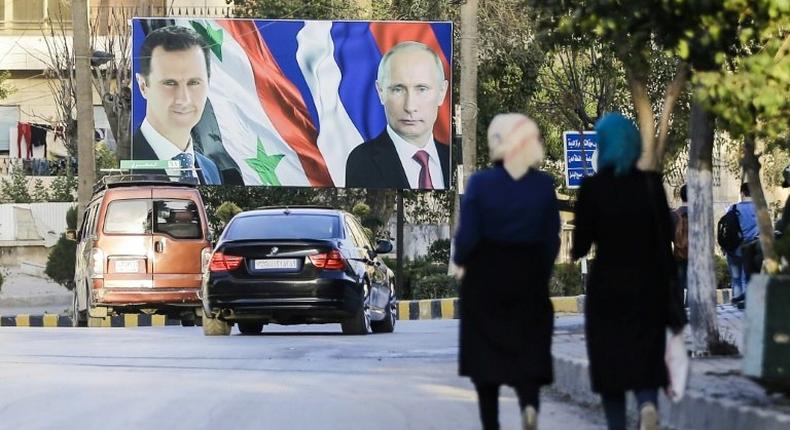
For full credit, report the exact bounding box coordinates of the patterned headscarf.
[487,113,543,180]
[595,112,642,176]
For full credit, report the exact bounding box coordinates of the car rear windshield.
[225,214,341,240]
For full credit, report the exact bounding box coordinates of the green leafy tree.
[31,179,50,202]
[0,165,32,203]
[45,206,78,291]
[695,2,790,274]
[0,70,13,100]
[49,164,78,202]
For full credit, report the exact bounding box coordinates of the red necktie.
[412,150,434,189]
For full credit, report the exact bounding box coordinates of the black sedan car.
[201,207,396,336]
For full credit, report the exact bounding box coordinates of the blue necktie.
[171,152,195,180]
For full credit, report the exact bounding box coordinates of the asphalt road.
[0,320,604,429]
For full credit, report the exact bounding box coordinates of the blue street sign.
[563,131,598,189]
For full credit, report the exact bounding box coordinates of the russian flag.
[132,18,452,188]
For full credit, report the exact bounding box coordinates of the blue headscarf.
[595,112,642,176]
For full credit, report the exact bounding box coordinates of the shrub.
[549,263,583,297]
[428,238,451,264]
[50,164,77,202]
[216,201,242,224]
[412,274,458,299]
[66,206,77,230]
[45,234,76,290]
[0,164,31,203]
[31,179,50,202]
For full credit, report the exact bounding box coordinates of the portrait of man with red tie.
[345,41,451,190]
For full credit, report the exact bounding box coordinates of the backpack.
[673,208,689,261]
[717,205,743,253]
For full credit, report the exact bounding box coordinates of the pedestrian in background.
[722,183,758,307]
[571,113,687,430]
[775,164,790,237]
[453,113,560,430]
[672,184,689,306]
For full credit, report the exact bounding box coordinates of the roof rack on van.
[93,173,199,194]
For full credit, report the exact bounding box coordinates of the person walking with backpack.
[672,185,689,306]
[572,113,687,430]
[719,183,759,307]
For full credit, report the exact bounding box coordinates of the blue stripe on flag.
[132,19,147,135]
[256,20,320,133]
[430,22,453,68]
[331,22,386,142]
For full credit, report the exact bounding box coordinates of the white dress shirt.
[386,125,445,190]
[140,119,198,180]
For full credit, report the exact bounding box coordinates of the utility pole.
[73,0,95,226]
[459,0,478,185]
[449,0,478,277]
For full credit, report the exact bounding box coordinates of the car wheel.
[238,322,264,335]
[202,310,231,336]
[71,288,87,328]
[342,282,371,335]
[371,292,396,334]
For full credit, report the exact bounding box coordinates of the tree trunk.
[102,96,131,162]
[364,189,395,238]
[625,72,656,171]
[742,135,779,273]
[687,99,720,353]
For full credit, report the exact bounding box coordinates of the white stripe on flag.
[295,21,365,188]
[181,19,310,186]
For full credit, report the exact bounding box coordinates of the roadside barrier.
[0,290,734,326]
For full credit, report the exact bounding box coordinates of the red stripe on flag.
[369,22,451,146]
[219,20,333,187]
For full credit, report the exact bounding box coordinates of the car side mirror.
[65,229,77,241]
[374,239,393,254]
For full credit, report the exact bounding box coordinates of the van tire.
[202,312,231,336]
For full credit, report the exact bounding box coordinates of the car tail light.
[309,250,345,270]
[90,249,104,279]
[209,251,243,272]
[201,247,212,273]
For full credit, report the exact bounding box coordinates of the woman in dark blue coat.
[454,113,560,430]
[571,113,687,430]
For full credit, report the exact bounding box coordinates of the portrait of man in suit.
[345,41,450,189]
[133,25,221,184]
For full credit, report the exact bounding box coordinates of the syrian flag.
[133,18,452,188]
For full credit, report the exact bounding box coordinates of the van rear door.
[150,191,205,290]
[99,191,154,289]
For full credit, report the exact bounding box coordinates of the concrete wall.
[0,242,50,268]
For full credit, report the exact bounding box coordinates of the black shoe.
[736,301,746,310]
[732,294,745,304]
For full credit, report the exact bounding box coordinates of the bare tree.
[40,7,78,156]
[90,6,134,161]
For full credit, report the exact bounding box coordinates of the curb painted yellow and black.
[0,290,734,327]
[0,314,182,328]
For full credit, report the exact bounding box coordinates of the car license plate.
[115,260,139,273]
[254,259,299,270]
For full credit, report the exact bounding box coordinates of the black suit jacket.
[132,128,221,184]
[345,130,450,189]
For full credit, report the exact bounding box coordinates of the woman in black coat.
[454,113,560,430]
[571,113,687,430]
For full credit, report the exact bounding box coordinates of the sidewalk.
[552,306,790,430]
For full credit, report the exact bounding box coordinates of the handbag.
[664,328,690,402]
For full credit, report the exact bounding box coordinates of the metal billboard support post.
[396,189,404,296]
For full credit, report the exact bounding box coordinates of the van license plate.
[254,259,298,270]
[116,260,139,273]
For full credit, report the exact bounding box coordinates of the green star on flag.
[246,138,284,186]
[190,21,223,61]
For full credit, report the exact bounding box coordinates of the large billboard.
[131,18,453,190]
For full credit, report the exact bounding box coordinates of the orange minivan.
[71,175,212,326]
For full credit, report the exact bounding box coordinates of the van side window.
[89,204,100,237]
[78,208,90,241]
[154,200,202,239]
[104,199,151,234]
